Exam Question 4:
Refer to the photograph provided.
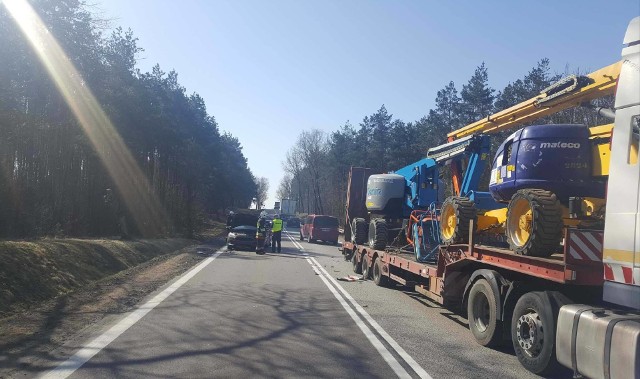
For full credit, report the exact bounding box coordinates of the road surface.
[37,226,548,379]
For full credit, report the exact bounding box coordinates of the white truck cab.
[556,17,640,379]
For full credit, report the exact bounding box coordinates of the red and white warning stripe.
[567,230,603,262]
[604,263,638,285]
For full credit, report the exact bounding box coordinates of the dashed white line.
[284,230,432,379]
[304,257,411,378]
[40,249,225,379]
[309,256,432,379]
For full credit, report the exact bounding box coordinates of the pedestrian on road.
[271,214,283,253]
[256,214,267,255]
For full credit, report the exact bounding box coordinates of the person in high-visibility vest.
[271,214,283,253]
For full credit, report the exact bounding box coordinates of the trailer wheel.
[506,189,562,257]
[468,279,502,347]
[440,197,477,245]
[372,256,388,287]
[352,218,368,245]
[361,254,370,279]
[511,291,559,376]
[368,219,388,250]
[352,251,362,274]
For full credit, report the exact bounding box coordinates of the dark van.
[300,215,339,244]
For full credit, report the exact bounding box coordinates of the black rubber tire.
[372,256,388,287]
[352,218,368,244]
[361,254,370,279]
[506,189,563,257]
[511,291,561,376]
[440,197,477,245]
[467,279,502,347]
[368,219,388,250]
[352,251,362,274]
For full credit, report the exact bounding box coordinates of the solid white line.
[304,257,411,379]
[309,257,432,379]
[284,230,305,250]
[40,250,225,379]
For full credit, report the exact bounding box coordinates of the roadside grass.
[0,238,194,316]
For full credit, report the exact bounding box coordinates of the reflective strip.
[569,232,601,261]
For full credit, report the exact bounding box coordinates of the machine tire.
[352,251,362,274]
[368,219,388,250]
[506,189,562,257]
[352,218,368,245]
[440,197,477,245]
[511,291,560,376]
[361,254,370,279]
[372,256,388,287]
[467,279,502,347]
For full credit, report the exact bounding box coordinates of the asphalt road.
[37,226,547,379]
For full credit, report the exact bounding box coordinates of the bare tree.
[297,129,328,214]
[254,177,269,210]
[283,148,305,212]
[276,174,293,200]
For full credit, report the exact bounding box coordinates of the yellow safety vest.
[272,218,283,232]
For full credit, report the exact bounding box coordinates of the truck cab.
[555,16,640,379]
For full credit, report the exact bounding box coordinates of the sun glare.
[2,0,169,236]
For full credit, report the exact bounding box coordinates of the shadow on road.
[10,284,387,378]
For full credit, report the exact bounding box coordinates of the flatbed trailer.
[341,226,606,373]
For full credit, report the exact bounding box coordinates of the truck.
[280,198,297,217]
[341,17,639,378]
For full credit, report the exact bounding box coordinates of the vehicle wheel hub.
[472,292,490,332]
[516,312,543,357]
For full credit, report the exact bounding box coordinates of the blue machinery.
[401,134,501,261]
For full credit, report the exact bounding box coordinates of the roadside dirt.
[0,234,226,378]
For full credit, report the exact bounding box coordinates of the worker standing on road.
[256,213,267,255]
[271,214,283,253]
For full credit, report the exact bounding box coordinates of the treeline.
[0,0,256,238]
[280,60,613,221]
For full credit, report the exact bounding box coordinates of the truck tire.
[440,197,477,245]
[352,251,362,274]
[511,291,560,376]
[352,218,368,245]
[372,256,388,287]
[467,279,502,347]
[361,254,370,279]
[506,189,562,257]
[368,219,388,250]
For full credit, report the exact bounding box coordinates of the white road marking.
[40,249,225,379]
[304,257,411,379]
[309,257,432,379]
[284,230,432,379]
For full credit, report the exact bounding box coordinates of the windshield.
[314,217,338,228]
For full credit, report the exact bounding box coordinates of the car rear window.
[313,216,338,228]
[232,225,256,233]
[231,214,258,227]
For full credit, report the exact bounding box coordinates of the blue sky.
[97,0,639,209]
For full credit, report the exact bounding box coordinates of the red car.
[300,215,339,244]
